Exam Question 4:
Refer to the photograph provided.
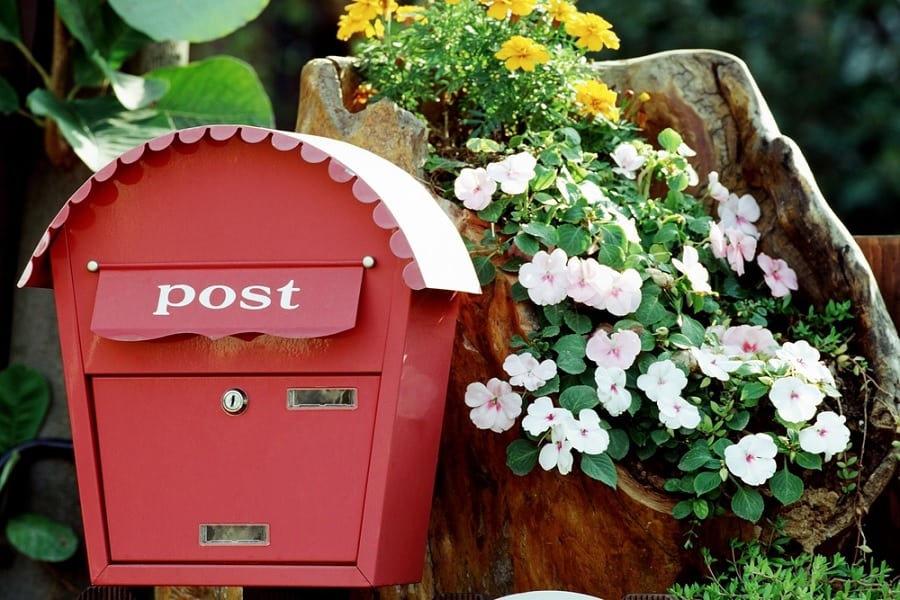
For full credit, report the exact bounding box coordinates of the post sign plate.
[90,263,364,340]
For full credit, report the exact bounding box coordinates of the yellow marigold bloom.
[565,12,620,51]
[575,80,620,121]
[345,0,399,21]
[547,0,578,24]
[495,35,550,71]
[479,0,538,20]
[445,0,461,4]
[396,5,426,22]
[336,12,385,40]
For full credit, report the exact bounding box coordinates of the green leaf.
[597,242,625,270]
[514,233,540,257]
[678,446,713,472]
[552,334,587,374]
[26,90,172,171]
[692,498,710,520]
[466,137,502,153]
[506,439,539,476]
[770,467,804,506]
[108,0,269,43]
[606,428,629,460]
[580,452,617,488]
[556,224,590,256]
[679,314,706,346]
[726,410,751,431]
[794,451,823,471]
[472,256,495,286]
[563,311,592,335]
[0,449,20,493]
[56,0,102,54]
[693,470,724,496]
[0,0,19,42]
[559,385,598,413]
[522,222,558,247]
[6,513,78,562]
[103,61,169,110]
[731,486,765,522]
[672,499,693,520]
[0,75,18,114]
[740,381,770,403]
[149,56,274,128]
[658,128,683,153]
[0,365,51,454]
[477,196,509,222]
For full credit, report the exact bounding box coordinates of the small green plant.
[668,534,900,599]
[0,364,77,563]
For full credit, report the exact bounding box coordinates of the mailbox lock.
[221,388,248,415]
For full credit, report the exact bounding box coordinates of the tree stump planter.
[296,51,900,600]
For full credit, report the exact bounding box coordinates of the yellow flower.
[547,0,578,25]
[396,5,426,22]
[445,0,461,4]
[495,35,551,71]
[337,11,385,41]
[344,0,399,22]
[574,80,620,121]
[565,12,620,52]
[479,0,538,20]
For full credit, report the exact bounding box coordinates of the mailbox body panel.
[93,375,379,563]
[31,129,468,587]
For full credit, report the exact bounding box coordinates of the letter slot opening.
[199,524,269,546]
[287,388,357,409]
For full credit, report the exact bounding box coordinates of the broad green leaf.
[0,0,20,42]
[559,385,598,413]
[0,365,50,454]
[606,428,629,460]
[55,0,102,54]
[472,255,495,286]
[794,451,823,471]
[26,90,172,171]
[506,439,539,476]
[563,311,592,335]
[726,410,751,431]
[0,75,18,114]
[552,334,587,374]
[693,470,724,496]
[770,467,804,506]
[678,446,713,472]
[6,513,78,562]
[477,197,509,223]
[522,222,558,247]
[692,498,710,520]
[556,224,590,256]
[101,58,168,110]
[514,233,540,257]
[740,381,770,404]
[731,486,765,522]
[580,452,616,488]
[679,314,706,346]
[148,56,274,128]
[671,499,693,520]
[658,128,683,153]
[109,0,269,43]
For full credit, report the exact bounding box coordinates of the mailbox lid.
[93,375,379,563]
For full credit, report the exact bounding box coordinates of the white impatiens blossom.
[690,345,741,382]
[518,248,571,305]
[672,245,712,294]
[610,142,646,179]
[657,395,701,430]
[503,352,557,391]
[636,359,688,403]
[585,328,641,370]
[454,166,496,210]
[521,396,572,437]
[538,425,575,475]
[464,378,522,433]
[724,433,778,486]
[769,376,824,423]
[563,409,610,455]
[486,151,537,194]
[594,366,632,417]
[799,411,851,461]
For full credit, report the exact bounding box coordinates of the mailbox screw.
[86,260,100,272]
[362,256,376,268]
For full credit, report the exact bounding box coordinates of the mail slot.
[17,125,480,587]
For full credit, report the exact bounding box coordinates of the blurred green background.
[196,0,900,234]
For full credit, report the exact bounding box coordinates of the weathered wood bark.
[296,51,900,599]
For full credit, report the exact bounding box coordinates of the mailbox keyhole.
[222,388,248,415]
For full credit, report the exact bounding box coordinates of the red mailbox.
[17,125,480,587]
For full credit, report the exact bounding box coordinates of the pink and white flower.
[454,167,496,210]
[718,192,760,238]
[610,142,646,179]
[724,432,778,486]
[757,252,799,298]
[586,328,641,369]
[604,268,643,316]
[486,151,537,195]
[503,352,557,391]
[565,256,613,306]
[519,248,571,305]
[769,375,824,423]
[724,227,758,276]
[636,359,688,403]
[563,409,610,455]
[672,245,712,294]
[522,396,572,436]
[594,366,632,417]
[721,325,778,359]
[538,426,575,474]
[799,411,851,461]
[657,395,701,430]
[690,345,741,381]
[464,378,523,433]
[707,171,730,202]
